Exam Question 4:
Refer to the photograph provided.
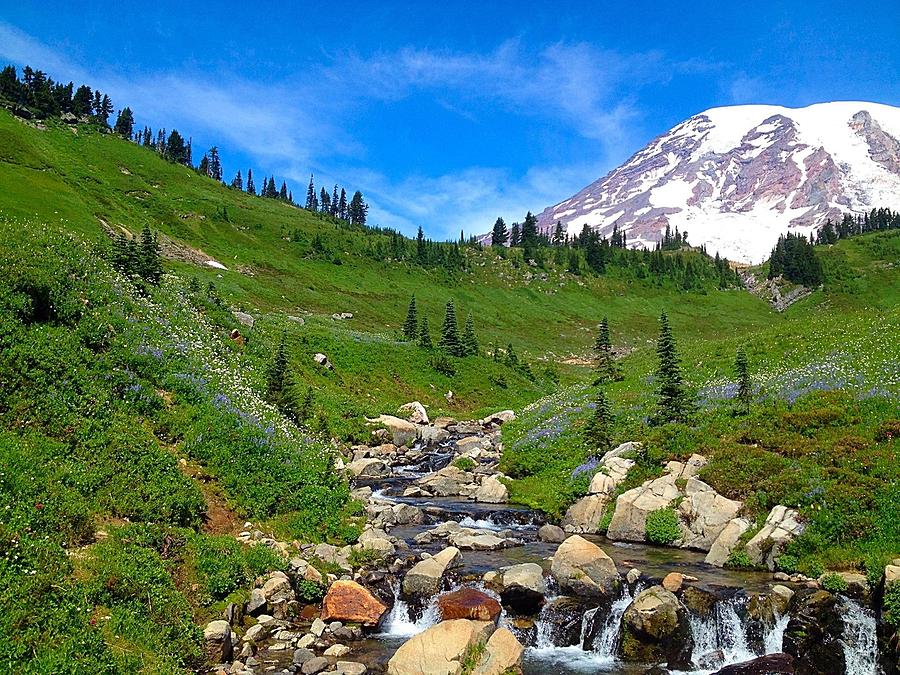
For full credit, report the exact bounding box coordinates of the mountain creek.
[202,407,886,675]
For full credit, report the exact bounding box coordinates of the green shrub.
[598,509,613,534]
[776,554,799,574]
[296,579,326,603]
[645,508,681,545]
[453,456,477,471]
[190,535,285,605]
[884,582,900,629]
[819,572,848,594]
[725,549,757,570]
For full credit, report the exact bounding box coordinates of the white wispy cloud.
[0,23,692,239]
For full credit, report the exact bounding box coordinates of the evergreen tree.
[97,93,113,125]
[279,181,288,201]
[504,343,518,367]
[113,107,134,137]
[71,84,93,116]
[330,184,339,216]
[652,312,692,425]
[198,154,209,176]
[510,223,521,247]
[416,226,427,263]
[320,186,330,213]
[402,296,418,340]
[337,188,348,220]
[305,175,317,210]
[583,388,614,453]
[521,211,539,258]
[164,129,188,164]
[418,315,433,349]
[231,170,243,190]
[593,316,618,383]
[348,191,368,226]
[438,300,464,356]
[491,217,509,246]
[206,146,223,181]
[267,332,288,398]
[297,387,314,423]
[246,168,256,195]
[138,223,163,284]
[462,312,479,356]
[734,347,752,415]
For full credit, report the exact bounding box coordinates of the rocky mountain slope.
[536,101,900,262]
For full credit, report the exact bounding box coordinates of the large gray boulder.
[402,547,462,597]
[346,457,390,478]
[561,493,611,533]
[705,517,752,567]
[677,478,742,551]
[745,506,804,570]
[488,562,547,615]
[549,535,618,596]
[606,474,679,542]
[203,620,233,663]
[621,585,692,669]
[368,414,419,446]
[386,619,495,675]
[474,475,508,504]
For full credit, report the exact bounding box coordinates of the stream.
[352,427,882,674]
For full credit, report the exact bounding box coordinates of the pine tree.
[348,191,368,226]
[231,170,243,190]
[337,188,348,220]
[583,388,613,453]
[510,223,521,247]
[164,130,188,164]
[305,175,317,210]
[330,185,339,216]
[320,186,330,213]
[267,332,288,398]
[279,181,288,200]
[593,316,619,383]
[403,296,418,340]
[138,223,163,284]
[207,146,223,181]
[246,168,256,195]
[462,312,479,356]
[438,300,463,356]
[418,315,433,349]
[734,347,752,415]
[113,107,134,137]
[652,312,692,425]
[491,217,509,246]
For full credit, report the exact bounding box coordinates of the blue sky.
[1,1,899,239]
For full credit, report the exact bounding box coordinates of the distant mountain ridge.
[536,101,900,262]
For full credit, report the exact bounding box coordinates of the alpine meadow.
[1,5,899,675]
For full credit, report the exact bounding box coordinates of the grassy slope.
[501,229,900,574]
[0,110,777,427]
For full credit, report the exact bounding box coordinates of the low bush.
[819,573,848,593]
[645,508,681,545]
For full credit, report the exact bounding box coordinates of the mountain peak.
[536,101,900,262]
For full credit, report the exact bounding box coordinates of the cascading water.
[763,612,790,654]
[687,596,757,672]
[378,582,438,638]
[840,597,881,675]
[591,583,642,658]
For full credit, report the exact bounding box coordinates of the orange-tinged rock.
[437,587,502,622]
[321,580,387,627]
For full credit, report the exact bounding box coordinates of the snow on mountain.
[535,102,900,262]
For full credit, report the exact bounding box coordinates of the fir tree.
[337,188,348,220]
[330,185,340,216]
[734,347,752,415]
[348,191,368,226]
[305,175,317,211]
[231,170,243,190]
[279,181,288,201]
[246,168,256,195]
[504,343,518,367]
[593,316,619,383]
[438,300,464,356]
[510,223,521,247]
[583,388,614,453]
[164,129,188,164]
[207,146,223,181]
[267,332,288,398]
[138,223,163,284]
[652,312,692,425]
[113,107,134,137]
[320,186,330,213]
[297,387,314,423]
[462,312,479,356]
[491,217,509,246]
[418,315,433,349]
[403,296,418,340]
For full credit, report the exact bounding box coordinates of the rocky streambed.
[203,405,890,675]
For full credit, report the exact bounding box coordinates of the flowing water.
[362,430,884,674]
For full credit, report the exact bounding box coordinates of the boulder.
[480,410,516,426]
[621,585,692,668]
[538,524,566,543]
[420,425,451,444]
[712,653,794,674]
[606,474,679,542]
[561,494,610,534]
[357,528,396,557]
[494,562,546,615]
[246,587,267,615]
[399,401,429,425]
[386,619,495,675]
[783,589,845,675]
[549,535,618,596]
[346,458,390,478]
[678,478,743,551]
[705,518,752,567]
[336,663,367,675]
[368,414,419,446]
[886,564,900,584]
[745,506,805,570]
[233,311,255,327]
[437,588,502,622]
[474,475,508,504]
[449,531,515,551]
[662,572,685,593]
[203,620,233,663]
[600,441,643,462]
[302,656,330,674]
[402,547,462,597]
[262,572,295,604]
[588,456,634,495]
[313,353,334,370]
[324,644,351,657]
[419,465,476,497]
[321,580,387,627]
[471,627,524,675]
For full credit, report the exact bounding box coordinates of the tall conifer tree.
[403,296,418,340]
[438,300,463,356]
[652,312,692,424]
[462,312,479,356]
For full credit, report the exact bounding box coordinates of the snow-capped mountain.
[536,102,900,262]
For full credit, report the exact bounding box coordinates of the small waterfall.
[533,595,560,649]
[688,596,756,671]
[840,597,881,675]
[592,583,642,658]
[378,582,438,638]
[763,612,790,654]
